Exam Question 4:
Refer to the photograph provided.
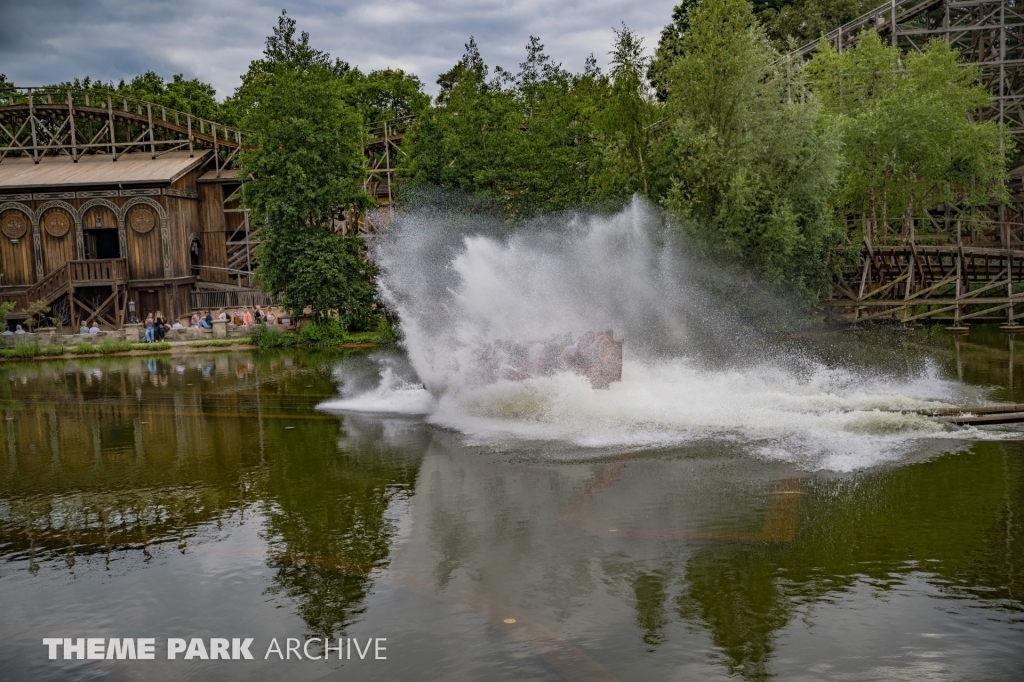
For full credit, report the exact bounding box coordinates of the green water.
[0,335,1021,681]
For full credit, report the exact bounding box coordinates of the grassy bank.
[0,319,396,362]
[0,341,172,360]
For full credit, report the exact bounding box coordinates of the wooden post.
[213,122,220,176]
[28,88,39,164]
[147,103,155,158]
[108,94,116,159]
[243,209,252,277]
[67,90,78,162]
[113,282,120,329]
[891,0,897,47]
[187,115,193,157]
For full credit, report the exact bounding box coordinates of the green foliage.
[0,301,15,328]
[404,37,606,220]
[131,341,171,351]
[806,31,1009,242]
[592,26,663,200]
[298,317,347,347]
[374,316,398,343]
[659,0,842,299]
[13,343,44,358]
[188,339,238,348]
[647,1,701,101]
[760,0,875,49]
[39,71,230,123]
[0,343,63,360]
[340,67,431,126]
[22,300,51,331]
[237,14,381,325]
[70,340,131,354]
[247,324,297,349]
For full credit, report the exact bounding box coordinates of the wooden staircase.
[1,259,128,328]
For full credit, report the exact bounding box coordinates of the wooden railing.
[190,289,275,311]
[0,259,126,311]
[68,258,127,283]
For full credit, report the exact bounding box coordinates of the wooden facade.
[0,88,253,328]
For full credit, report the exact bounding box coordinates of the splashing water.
[320,199,1011,471]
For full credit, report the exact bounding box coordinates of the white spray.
[320,198,1002,471]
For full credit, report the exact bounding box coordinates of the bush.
[12,342,42,358]
[71,340,133,354]
[374,316,398,343]
[297,317,347,347]
[247,324,296,349]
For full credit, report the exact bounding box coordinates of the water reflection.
[0,338,1021,681]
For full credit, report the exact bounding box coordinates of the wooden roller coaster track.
[785,0,1024,328]
[0,87,248,177]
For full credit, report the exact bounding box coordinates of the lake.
[0,331,1022,681]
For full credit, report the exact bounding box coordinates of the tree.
[339,68,431,126]
[759,0,875,49]
[806,31,1009,243]
[660,0,842,300]
[23,300,51,331]
[592,26,663,199]
[404,37,605,220]
[238,26,375,324]
[225,10,349,124]
[647,1,701,101]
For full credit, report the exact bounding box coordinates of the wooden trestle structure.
[790,0,1024,328]
[0,87,255,328]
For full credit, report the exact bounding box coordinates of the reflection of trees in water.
[0,483,254,572]
[0,352,353,574]
[650,444,1023,680]
[260,414,427,638]
[0,350,432,640]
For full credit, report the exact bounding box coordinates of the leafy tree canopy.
[806,31,1010,242]
[238,17,378,325]
[404,36,607,220]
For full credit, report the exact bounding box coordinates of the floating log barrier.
[893,403,1024,425]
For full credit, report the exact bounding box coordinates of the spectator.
[14,325,25,335]
[89,325,100,334]
[266,310,276,325]
[190,313,201,327]
[79,325,89,335]
[144,313,155,342]
[1,328,11,336]
[200,311,213,329]
[243,308,253,325]
[232,310,244,326]
[254,306,264,323]
[154,311,169,341]
[217,308,229,321]
[172,320,183,329]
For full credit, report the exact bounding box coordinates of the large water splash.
[320,199,1003,471]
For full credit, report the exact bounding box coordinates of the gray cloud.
[0,0,678,98]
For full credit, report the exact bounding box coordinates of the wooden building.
[0,87,257,328]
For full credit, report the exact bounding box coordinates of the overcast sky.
[0,0,679,99]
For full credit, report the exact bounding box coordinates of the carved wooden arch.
[121,196,171,278]
[0,200,41,280]
[35,199,80,270]
[78,198,125,261]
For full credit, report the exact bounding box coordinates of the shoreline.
[0,339,386,362]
